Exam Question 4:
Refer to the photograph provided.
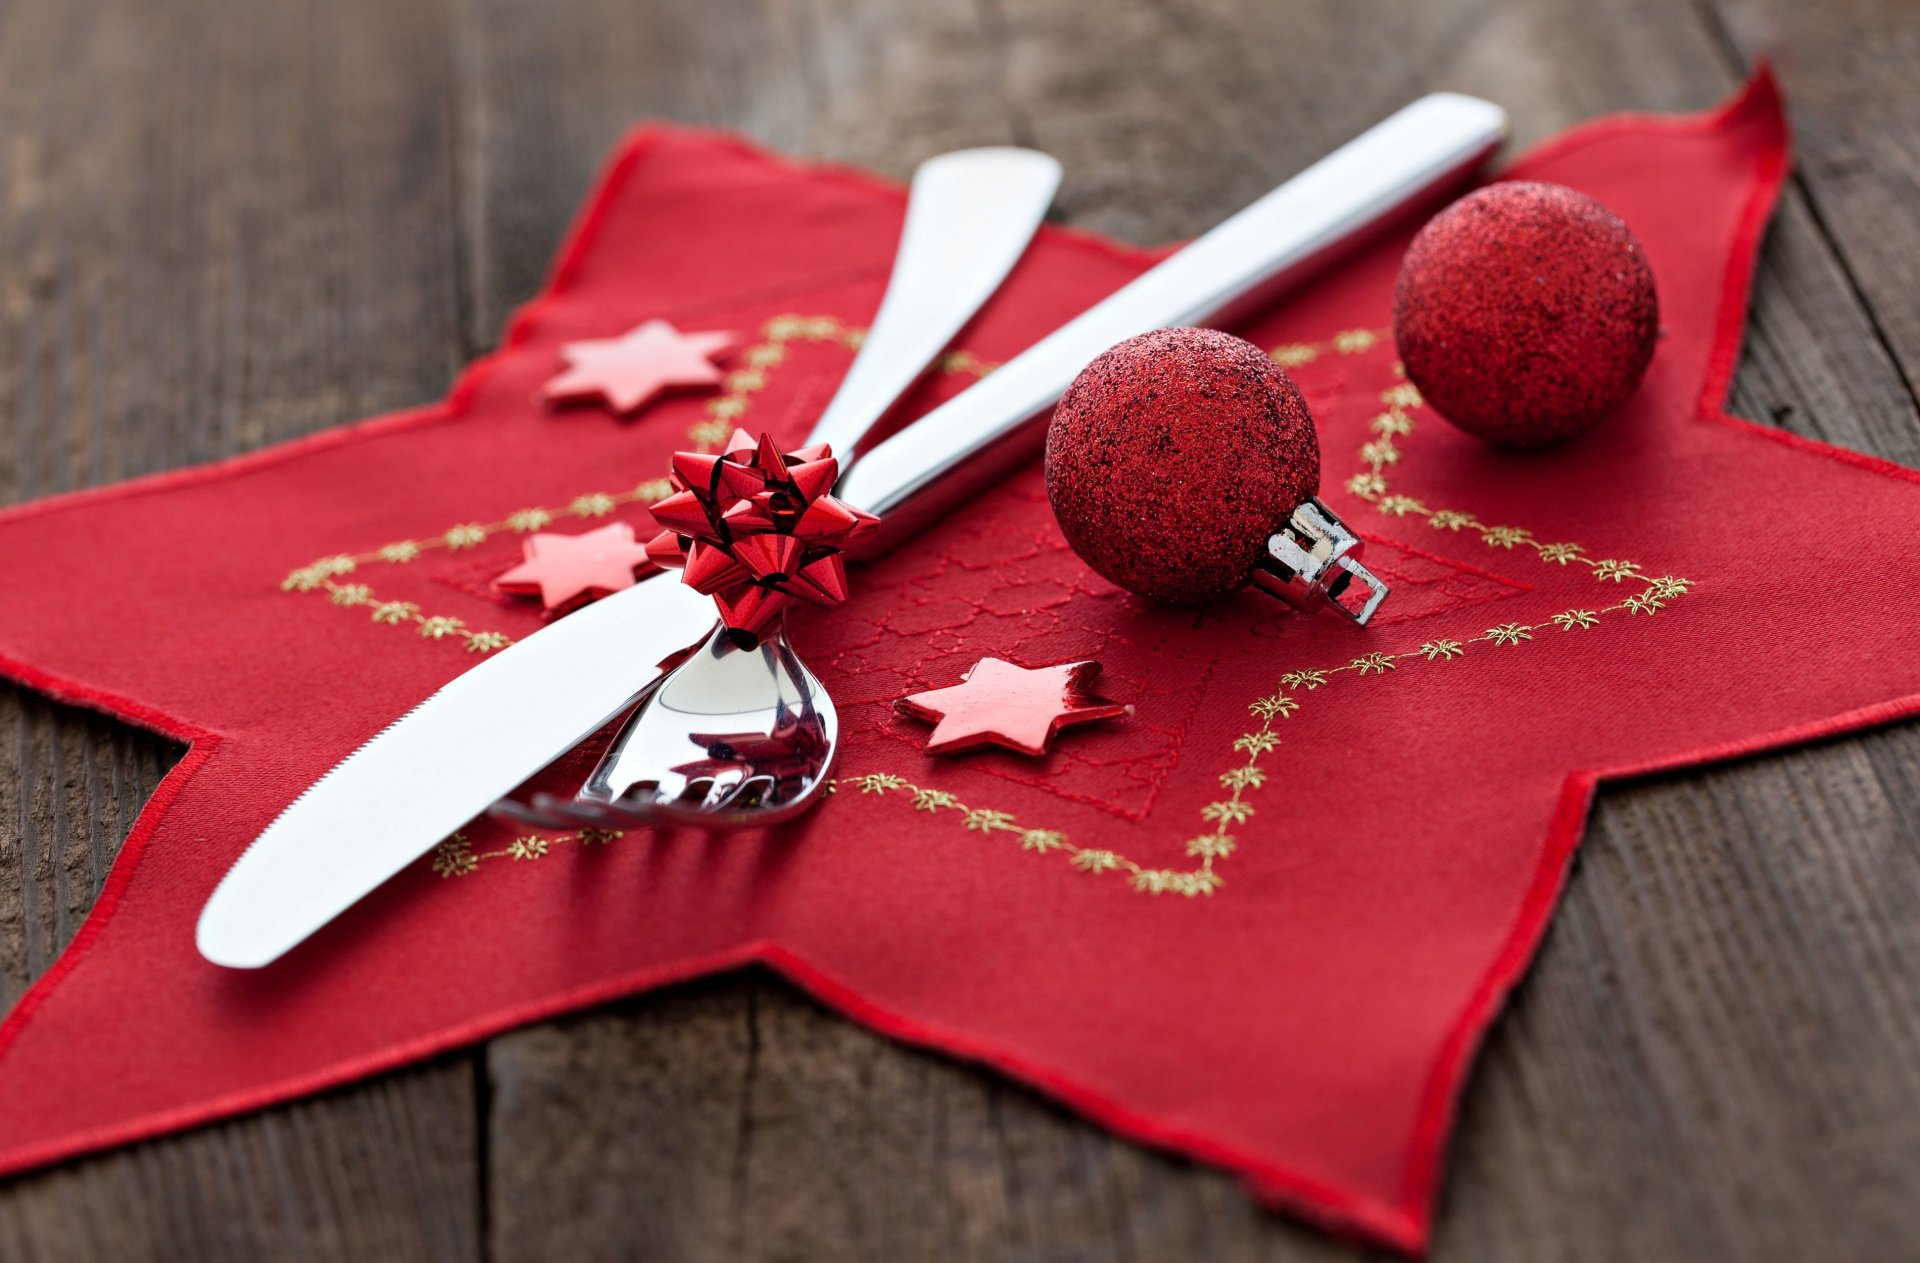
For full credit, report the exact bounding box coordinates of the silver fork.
[492,146,1063,828]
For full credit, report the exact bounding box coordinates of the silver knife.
[198,95,1505,968]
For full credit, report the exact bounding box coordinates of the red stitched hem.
[1390,62,1803,1249]
[0,932,1428,1249]
[0,651,219,1060]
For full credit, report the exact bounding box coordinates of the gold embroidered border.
[278,316,991,654]
[856,558,1684,893]
[397,320,1689,890]
[431,826,624,876]
[286,317,1691,897]
[1340,365,1654,584]
[422,568,1689,895]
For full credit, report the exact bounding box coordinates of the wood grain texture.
[1714,0,1920,415]
[1,0,1917,1259]
[0,0,481,1258]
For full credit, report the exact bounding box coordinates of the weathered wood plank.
[486,982,759,1263]
[1440,728,1920,1261]
[490,974,1361,1263]
[1714,0,1920,426]
[0,698,173,1011]
[455,0,1035,347]
[0,0,481,1257]
[0,1062,480,1263]
[465,0,1920,1259]
[1,0,1916,1258]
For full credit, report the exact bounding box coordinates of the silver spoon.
[493,146,1063,829]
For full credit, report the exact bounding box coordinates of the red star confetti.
[492,522,656,611]
[540,318,738,416]
[895,658,1131,757]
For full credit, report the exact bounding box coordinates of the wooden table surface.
[1,1,1916,1259]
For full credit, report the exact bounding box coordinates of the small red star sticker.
[895,658,1131,757]
[540,319,738,416]
[492,522,657,611]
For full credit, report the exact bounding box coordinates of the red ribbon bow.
[645,429,879,642]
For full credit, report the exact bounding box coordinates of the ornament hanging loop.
[1251,498,1389,625]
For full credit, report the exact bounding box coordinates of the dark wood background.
[1,0,1916,1258]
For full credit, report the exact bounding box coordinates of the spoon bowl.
[493,617,835,829]
[490,146,1063,832]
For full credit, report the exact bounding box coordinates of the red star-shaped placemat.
[493,522,656,610]
[0,74,1913,1254]
[540,318,738,415]
[897,658,1129,755]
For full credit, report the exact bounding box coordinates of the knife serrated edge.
[196,576,717,967]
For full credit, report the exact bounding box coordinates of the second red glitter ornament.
[1393,180,1660,447]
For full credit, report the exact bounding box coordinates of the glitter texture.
[1045,328,1320,603]
[1393,181,1659,447]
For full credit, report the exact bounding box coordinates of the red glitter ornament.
[645,429,879,644]
[1393,181,1659,447]
[1045,328,1321,604]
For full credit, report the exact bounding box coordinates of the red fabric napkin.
[1,70,1913,1252]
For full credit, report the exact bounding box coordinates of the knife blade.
[199,578,714,967]
[197,146,1065,970]
[198,94,1505,968]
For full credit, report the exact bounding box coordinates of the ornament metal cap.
[1251,498,1389,625]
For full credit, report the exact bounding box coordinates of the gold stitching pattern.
[279,315,1693,895]
[430,826,623,876]
[278,473,675,653]
[418,563,1688,892]
[1268,327,1392,367]
[1343,369,1664,585]
[279,315,993,653]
